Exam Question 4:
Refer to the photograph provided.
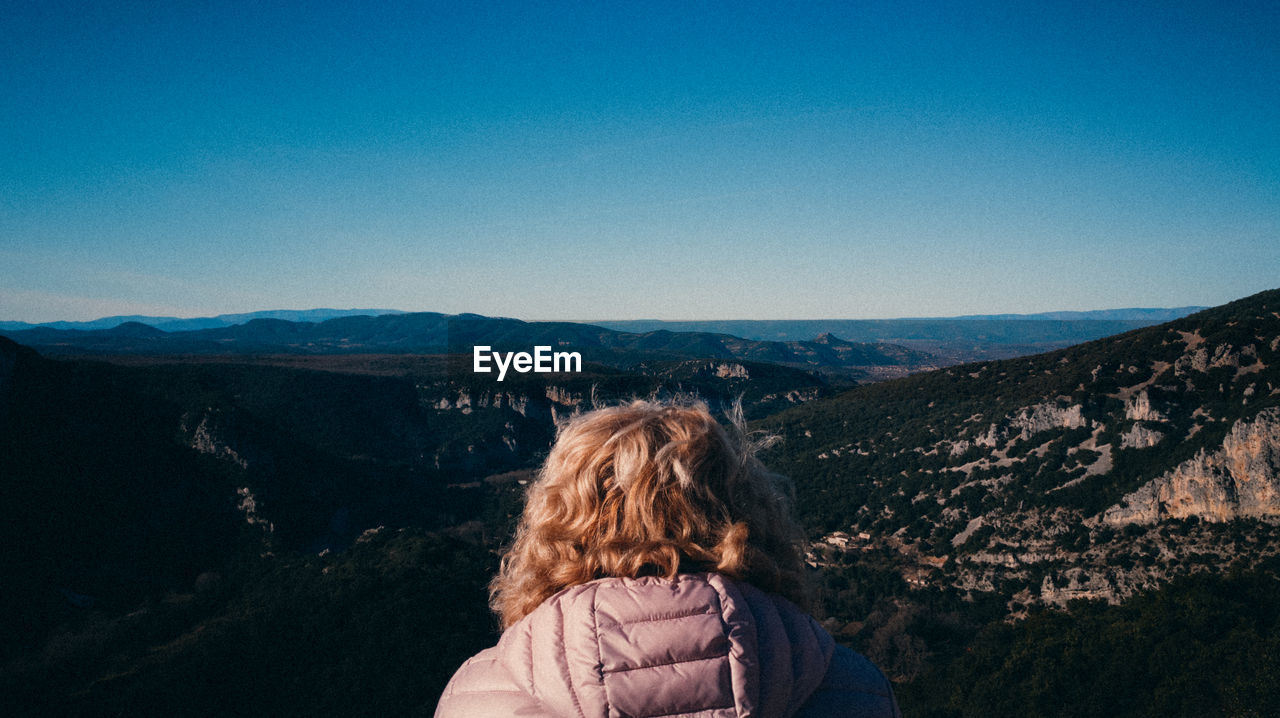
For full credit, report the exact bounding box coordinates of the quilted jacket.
[434,572,900,718]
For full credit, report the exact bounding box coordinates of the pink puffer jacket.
[435,573,900,718]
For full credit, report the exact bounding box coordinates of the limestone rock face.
[236,486,274,533]
[186,411,249,469]
[1009,402,1086,438]
[1103,407,1280,525]
[1124,391,1166,422]
[973,424,1000,448]
[545,385,583,406]
[1039,568,1120,606]
[1120,423,1165,449]
[1175,351,1204,376]
[958,402,1088,452]
[714,362,750,379]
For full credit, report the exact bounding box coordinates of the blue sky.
[2,1,1277,321]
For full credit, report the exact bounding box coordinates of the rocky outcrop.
[237,486,274,533]
[1174,342,1260,377]
[1174,347,1209,375]
[1039,568,1120,606]
[1103,407,1280,525]
[1124,391,1166,422]
[545,386,584,406]
[1120,423,1165,449]
[433,390,534,416]
[1011,402,1086,438]
[974,424,1000,448]
[185,411,250,469]
[713,362,750,379]
[965,402,1087,449]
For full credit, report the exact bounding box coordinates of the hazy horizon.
[0,302,1215,329]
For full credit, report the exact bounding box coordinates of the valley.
[2,292,1278,716]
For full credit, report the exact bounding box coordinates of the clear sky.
[2,1,1277,322]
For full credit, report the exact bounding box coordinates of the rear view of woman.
[436,399,900,718]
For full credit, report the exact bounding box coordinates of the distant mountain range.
[0,308,405,333]
[0,313,936,379]
[947,307,1207,321]
[585,307,1205,334]
[586,317,1187,362]
[0,305,1208,369]
[0,305,1204,333]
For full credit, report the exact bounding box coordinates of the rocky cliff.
[1104,407,1280,524]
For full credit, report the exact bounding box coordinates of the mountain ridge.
[0,305,1205,332]
[0,313,937,378]
[0,308,406,332]
[2,307,1210,367]
[760,287,1280,610]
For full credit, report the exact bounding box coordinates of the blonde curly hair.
[490,398,808,628]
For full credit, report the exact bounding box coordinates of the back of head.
[491,398,807,628]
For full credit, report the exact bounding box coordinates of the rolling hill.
[759,288,1280,611]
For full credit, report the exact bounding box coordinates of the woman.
[436,399,900,718]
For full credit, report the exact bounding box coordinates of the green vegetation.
[1,530,498,717]
[758,289,1280,536]
[900,563,1280,717]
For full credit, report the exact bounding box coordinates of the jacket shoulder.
[795,644,902,718]
[434,646,547,718]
